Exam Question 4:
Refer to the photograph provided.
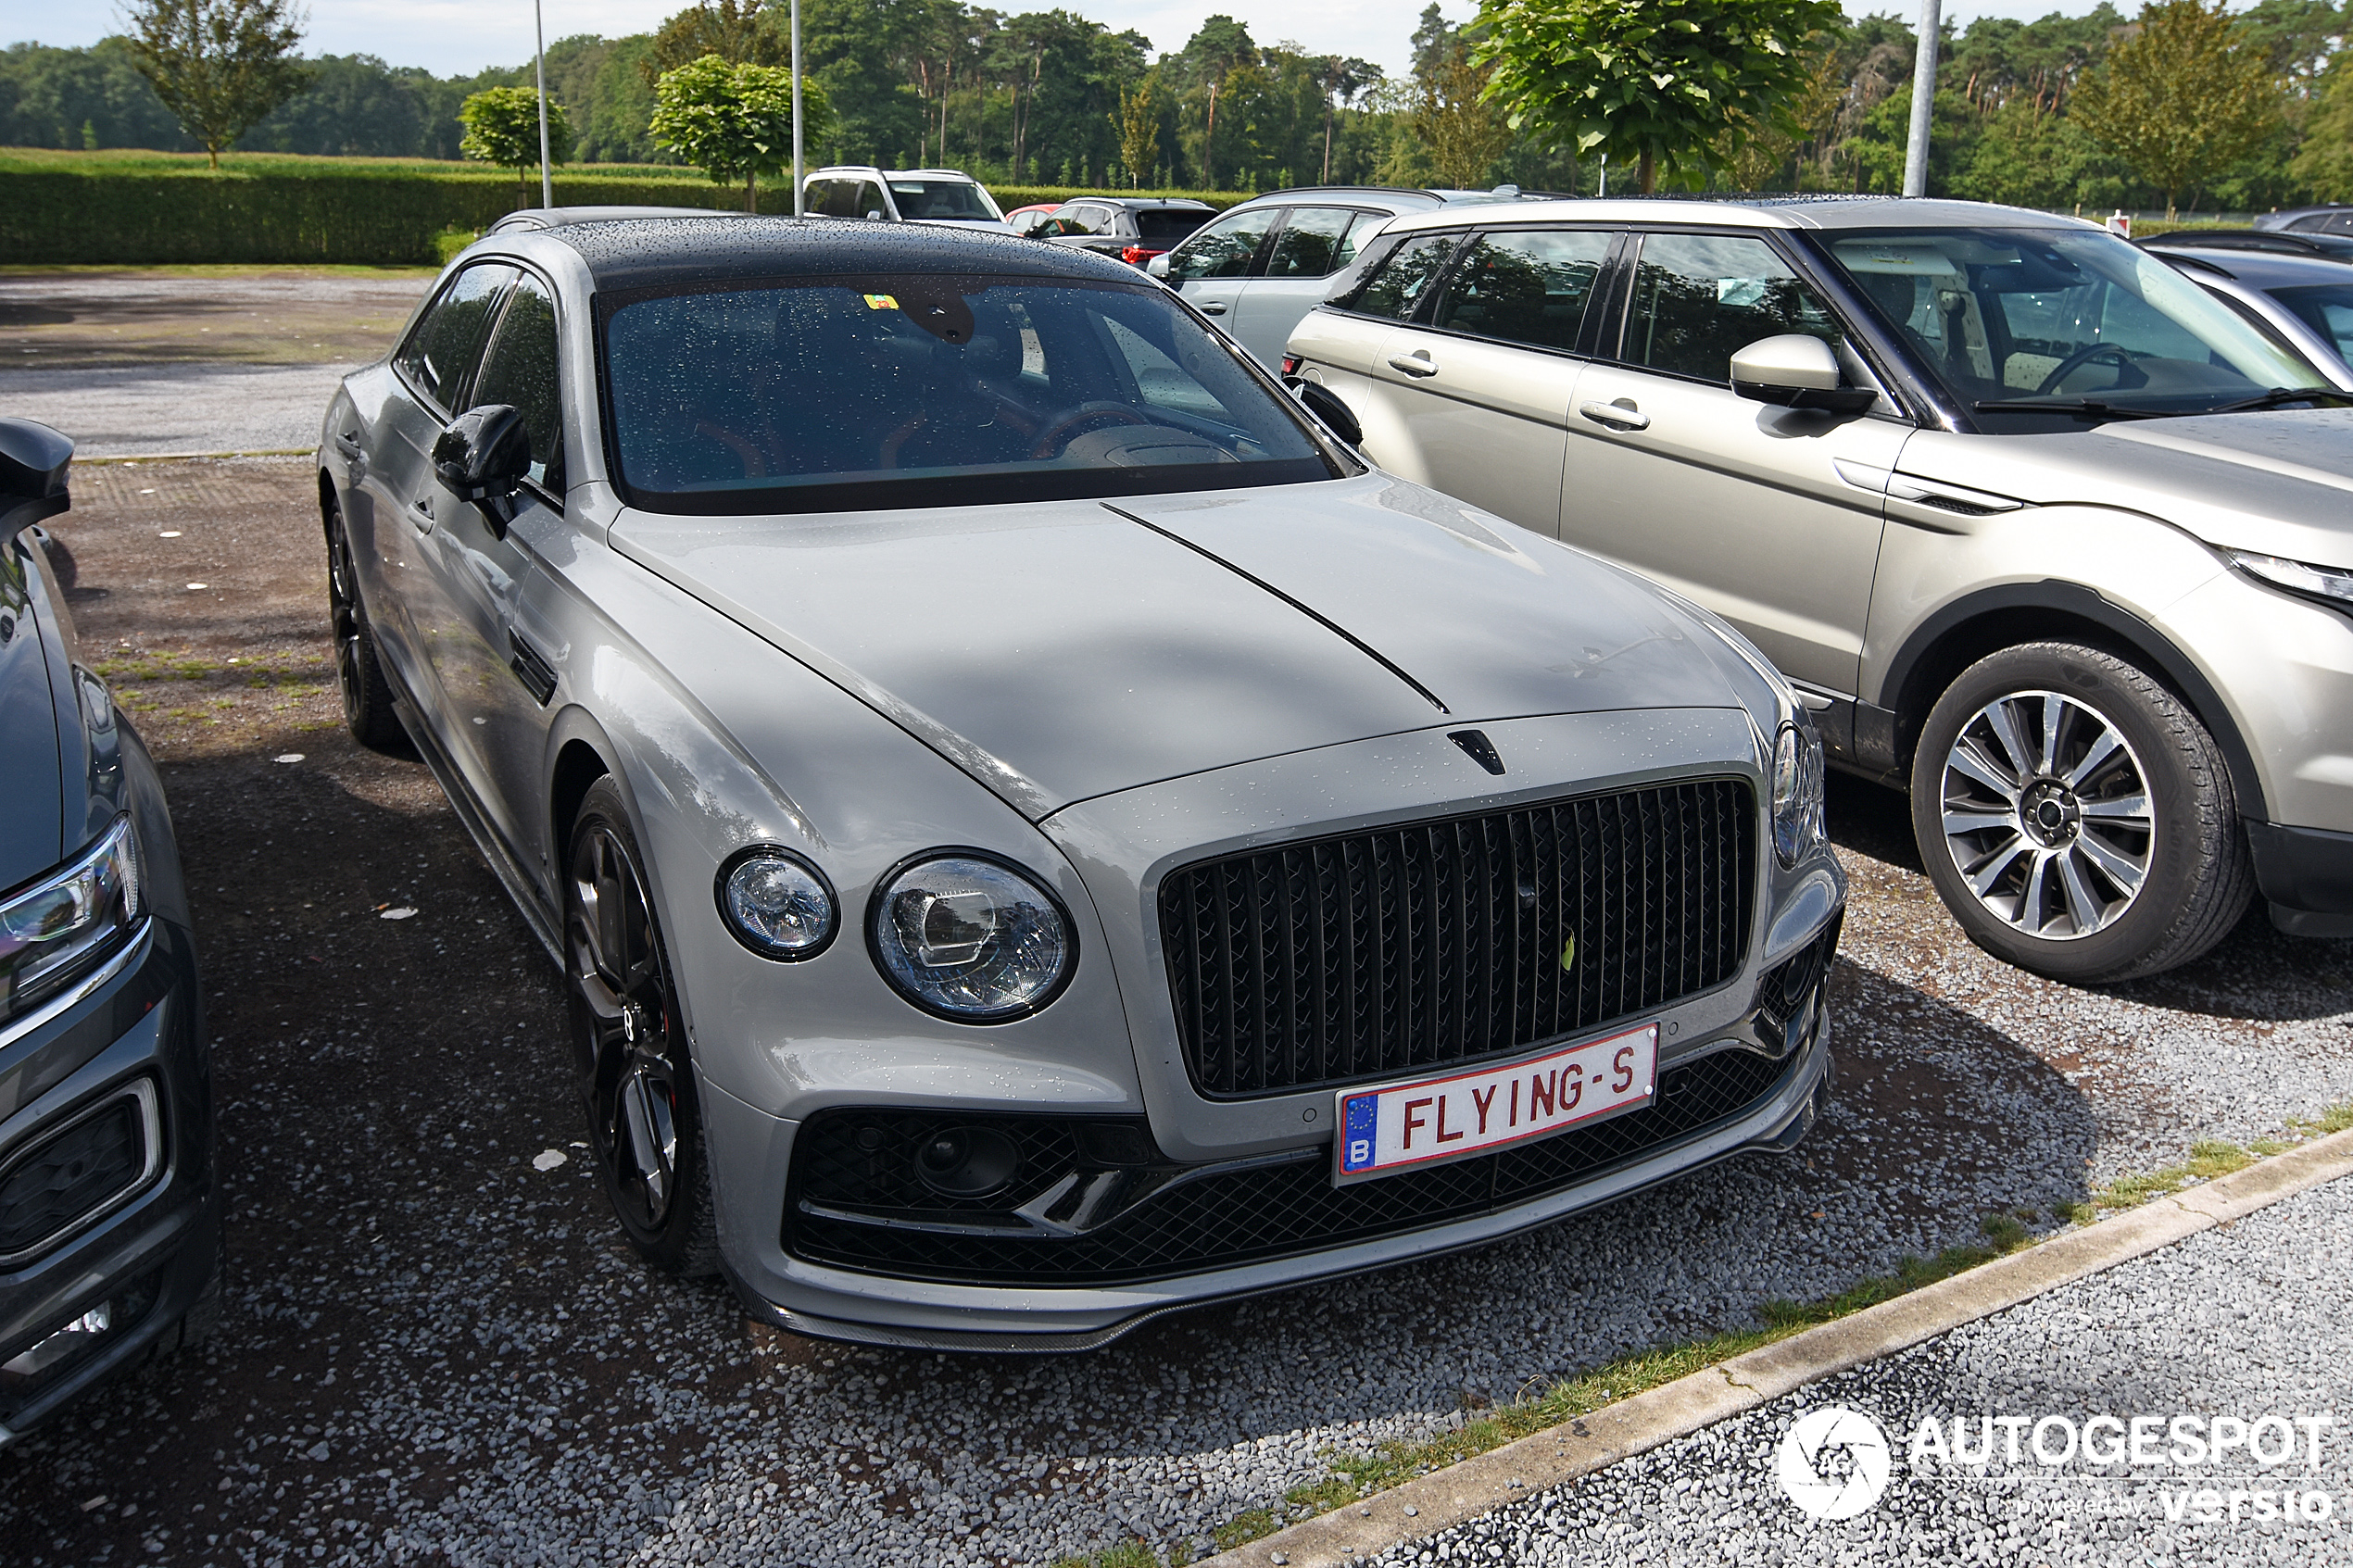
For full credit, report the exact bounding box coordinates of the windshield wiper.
[1970,395,2168,420]
[2202,386,2353,414]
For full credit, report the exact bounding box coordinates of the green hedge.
[0,167,1253,265]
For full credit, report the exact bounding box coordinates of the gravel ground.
[0,457,2347,1568]
[1371,1170,2353,1567]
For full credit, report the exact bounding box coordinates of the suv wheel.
[1910,642,2253,984]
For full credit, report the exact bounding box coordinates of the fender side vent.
[509,632,558,706]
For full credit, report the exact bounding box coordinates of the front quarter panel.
[535,516,1144,1124]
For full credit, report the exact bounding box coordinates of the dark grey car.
[0,419,217,1443]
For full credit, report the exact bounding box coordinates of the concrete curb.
[1195,1125,2353,1568]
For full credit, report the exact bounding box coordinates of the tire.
[323,490,404,751]
[1910,641,2255,985]
[563,777,721,1277]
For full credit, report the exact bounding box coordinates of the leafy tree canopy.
[459,84,574,203]
[123,0,311,167]
[1474,0,1848,193]
[650,53,832,209]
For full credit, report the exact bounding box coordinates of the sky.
[7,1,2145,84]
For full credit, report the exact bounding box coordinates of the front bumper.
[708,920,1837,1350]
[0,916,218,1444]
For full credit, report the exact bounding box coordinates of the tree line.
[6,0,2351,213]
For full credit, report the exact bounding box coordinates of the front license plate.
[1332,1023,1658,1185]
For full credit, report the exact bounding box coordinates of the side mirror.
[1146,253,1173,280]
[864,209,885,221]
[1730,335,1878,415]
[1291,380,1363,447]
[0,416,72,542]
[433,406,531,531]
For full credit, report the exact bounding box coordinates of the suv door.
[378,263,518,721]
[1351,226,1612,529]
[1162,205,1277,333]
[426,270,569,878]
[1564,230,1909,696]
[1228,205,1379,365]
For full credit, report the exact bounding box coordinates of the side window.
[470,271,562,492]
[2324,213,2353,236]
[394,264,518,411]
[1433,229,1610,351]
[1342,232,1462,320]
[857,181,889,220]
[1265,207,1357,279]
[1620,232,1838,383]
[1166,207,1275,282]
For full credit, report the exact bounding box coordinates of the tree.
[1114,69,1158,186]
[1318,56,1382,183]
[1415,44,1511,188]
[122,0,310,168]
[650,53,832,210]
[2072,0,2279,220]
[641,0,786,82]
[459,85,574,205]
[1178,16,1257,187]
[1474,0,1847,194]
[2290,47,2353,198]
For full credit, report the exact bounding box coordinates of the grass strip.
[1055,1098,2353,1568]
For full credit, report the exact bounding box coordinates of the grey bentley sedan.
[316,216,1843,1348]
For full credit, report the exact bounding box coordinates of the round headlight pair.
[716,847,1074,1022]
[1770,721,1826,868]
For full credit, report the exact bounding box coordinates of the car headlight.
[869,853,1074,1022]
[716,847,837,960]
[1770,721,1825,869]
[1,814,143,1022]
[2233,550,2353,608]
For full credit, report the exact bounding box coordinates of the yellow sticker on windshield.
[862,293,899,311]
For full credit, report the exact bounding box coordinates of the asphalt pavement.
[1374,1170,2353,1566]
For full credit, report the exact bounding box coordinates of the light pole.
[791,0,804,216]
[1902,0,1941,198]
[534,0,553,208]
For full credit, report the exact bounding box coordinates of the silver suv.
[1288,195,2353,982]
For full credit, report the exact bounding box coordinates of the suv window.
[1137,208,1206,241]
[395,263,518,411]
[1433,229,1610,351]
[1343,232,1461,320]
[470,270,562,491]
[856,181,890,220]
[1166,207,1275,282]
[1619,232,1837,383]
[1265,207,1360,279]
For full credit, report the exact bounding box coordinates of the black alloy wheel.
[322,492,403,750]
[564,777,720,1276]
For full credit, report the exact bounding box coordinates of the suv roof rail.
[2141,229,2353,259]
[1250,184,1446,203]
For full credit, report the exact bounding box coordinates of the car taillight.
[1121,245,1161,266]
[1281,354,1302,377]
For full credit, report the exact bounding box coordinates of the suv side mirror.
[0,417,72,542]
[1146,253,1172,280]
[434,406,531,532]
[1730,335,1877,415]
[1291,380,1363,447]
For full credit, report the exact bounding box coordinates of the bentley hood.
[610,474,1751,818]
[1899,408,2353,568]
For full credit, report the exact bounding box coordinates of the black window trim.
[417,254,570,511]
[394,259,523,419]
[1596,224,1930,425]
[1395,222,1627,362]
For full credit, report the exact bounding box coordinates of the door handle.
[1579,399,1650,432]
[1387,352,1439,378]
[334,430,363,457]
[409,495,434,530]
[1199,301,1228,316]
